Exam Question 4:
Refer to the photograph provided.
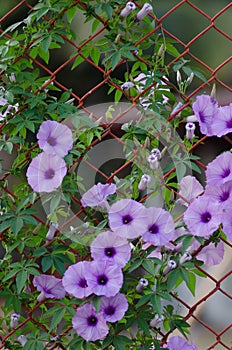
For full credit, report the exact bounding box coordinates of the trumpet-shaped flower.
[26,152,67,193]
[205,152,232,186]
[33,274,66,302]
[211,103,232,137]
[72,303,109,341]
[100,293,128,322]
[81,182,116,209]
[37,120,73,157]
[176,175,203,206]
[162,335,198,349]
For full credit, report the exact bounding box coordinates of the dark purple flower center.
[97,274,108,285]
[87,315,98,326]
[200,211,211,223]
[47,136,57,146]
[78,278,88,288]
[104,247,116,257]
[122,214,133,225]
[219,191,230,202]
[148,223,159,234]
[44,168,55,179]
[226,119,232,129]
[104,305,115,316]
[221,168,230,178]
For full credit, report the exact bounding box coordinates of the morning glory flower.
[33,274,66,302]
[185,122,196,140]
[183,195,222,237]
[100,293,128,322]
[120,2,136,18]
[90,230,131,268]
[72,303,109,342]
[136,3,153,21]
[26,152,67,193]
[62,261,93,298]
[81,182,116,209]
[176,175,203,207]
[192,94,219,136]
[10,313,20,329]
[221,204,232,241]
[191,239,224,266]
[37,120,73,157]
[162,335,198,349]
[211,103,232,137]
[108,198,148,239]
[142,207,175,246]
[85,260,123,297]
[205,152,232,186]
[204,181,232,210]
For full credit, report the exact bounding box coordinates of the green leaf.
[11,217,24,235]
[150,294,162,316]
[42,256,52,272]
[176,163,186,181]
[181,235,194,253]
[50,307,66,330]
[114,89,123,103]
[92,295,101,313]
[135,293,151,309]
[113,335,132,350]
[90,46,101,65]
[137,318,150,336]
[185,271,196,296]
[41,35,52,52]
[167,269,179,291]
[16,270,27,294]
[142,259,155,275]
[111,52,121,70]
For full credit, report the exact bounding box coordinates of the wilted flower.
[109,198,148,239]
[62,261,93,298]
[26,152,67,193]
[85,260,123,297]
[81,182,116,209]
[37,120,73,157]
[72,303,109,341]
[138,174,151,191]
[136,3,153,21]
[120,2,136,18]
[185,122,196,140]
[176,175,204,206]
[183,195,222,237]
[100,293,128,322]
[33,274,66,302]
[90,230,131,268]
[205,151,232,186]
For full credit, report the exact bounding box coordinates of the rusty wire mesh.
[0,1,232,349]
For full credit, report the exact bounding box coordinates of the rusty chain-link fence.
[0,1,232,349]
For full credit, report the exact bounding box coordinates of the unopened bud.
[138,174,151,191]
[163,260,177,274]
[150,314,164,328]
[136,278,148,292]
[147,154,159,170]
[185,122,196,140]
[187,72,194,85]
[121,82,135,91]
[120,2,136,18]
[210,83,216,99]
[46,221,58,243]
[18,335,27,346]
[10,313,20,328]
[136,3,153,21]
[150,148,161,160]
[176,70,182,84]
[157,44,165,58]
[179,252,192,264]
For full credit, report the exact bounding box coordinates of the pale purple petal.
[163,335,198,349]
[72,303,109,341]
[109,199,148,239]
[81,183,116,208]
[183,195,222,237]
[211,103,232,137]
[37,120,73,157]
[100,293,128,322]
[91,231,131,267]
[33,274,66,299]
[26,152,67,193]
[191,239,224,266]
[62,261,92,298]
[206,152,232,186]
[176,175,204,206]
[204,181,232,209]
[85,260,123,297]
[142,207,175,246]
[222,204,232,241]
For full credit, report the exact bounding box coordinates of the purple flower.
[142,207,175,246]
[100,293,128,322]
[162,335,198,349]
[185,122,196,140]
[62,261,92,298]
[222,204,232,241]
[192,94,219,136]
[204,181,232,210]
[183,195,222,237]
[191,239,224,266]
[81,183,116,209]
[176,175,204,206]
[136,3,153,21]
[26,152,67,193]
[37,120,73,157]
[90,231,131,268]
[0,95,18,121]
[33,274,66,302]
[205,152,232,186]
[120,2,136,18]
[72,303,109,341]
[211,103,232,137]
[108,199,148,239]
[85,260,123,297]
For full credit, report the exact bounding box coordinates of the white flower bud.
[46,221,58,243]
[121,82,135,91]
[185,122,196,140]
[120,2,136,18]
[147,154,159,170]
[138,174,151,191]
[150,148,161,160]
[176,70,182,84]
[179,252,192,264]
[163,260,177,274]
[136,278,148,292]
[187,72,194,84]
[10,313,20,328]
[18,335,27,346]
[136,3,153,21]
